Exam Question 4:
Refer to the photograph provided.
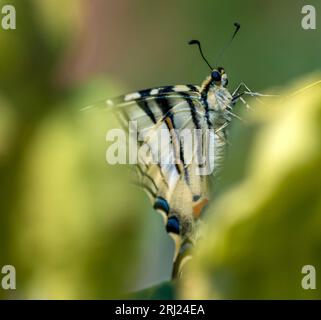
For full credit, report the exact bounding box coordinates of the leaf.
[179,74,321,299]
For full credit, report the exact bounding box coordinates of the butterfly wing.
[102,85,213,267]
[84,85,214,273]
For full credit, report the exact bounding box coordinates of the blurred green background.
[0,0,321,299]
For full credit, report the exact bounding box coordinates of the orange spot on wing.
[193,198,209,218]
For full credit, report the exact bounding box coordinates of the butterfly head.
[211,67,228,87]
[201,67,233,113]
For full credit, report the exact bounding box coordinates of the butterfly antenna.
[189,22,240,69]
[188,39,213,70]
[215,22,241,63]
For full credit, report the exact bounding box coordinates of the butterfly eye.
[211,70,221,82]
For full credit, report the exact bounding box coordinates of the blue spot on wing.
[154,197,170,215]
[166,216,180,235]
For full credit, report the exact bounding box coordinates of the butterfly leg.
[232,81,278,108]
[233,82,275,98]
[232,82,253,109]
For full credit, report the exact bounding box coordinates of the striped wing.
[106,85,213,263]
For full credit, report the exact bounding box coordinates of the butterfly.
[84,23,271,278]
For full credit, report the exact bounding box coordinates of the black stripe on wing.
[107,85,204,149]
[155,96,185,176]
[136,99,157,124]
[109,85,200,105]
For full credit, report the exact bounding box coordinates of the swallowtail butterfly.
[86,23,268,278]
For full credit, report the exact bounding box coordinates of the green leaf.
[180,75,321,299]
